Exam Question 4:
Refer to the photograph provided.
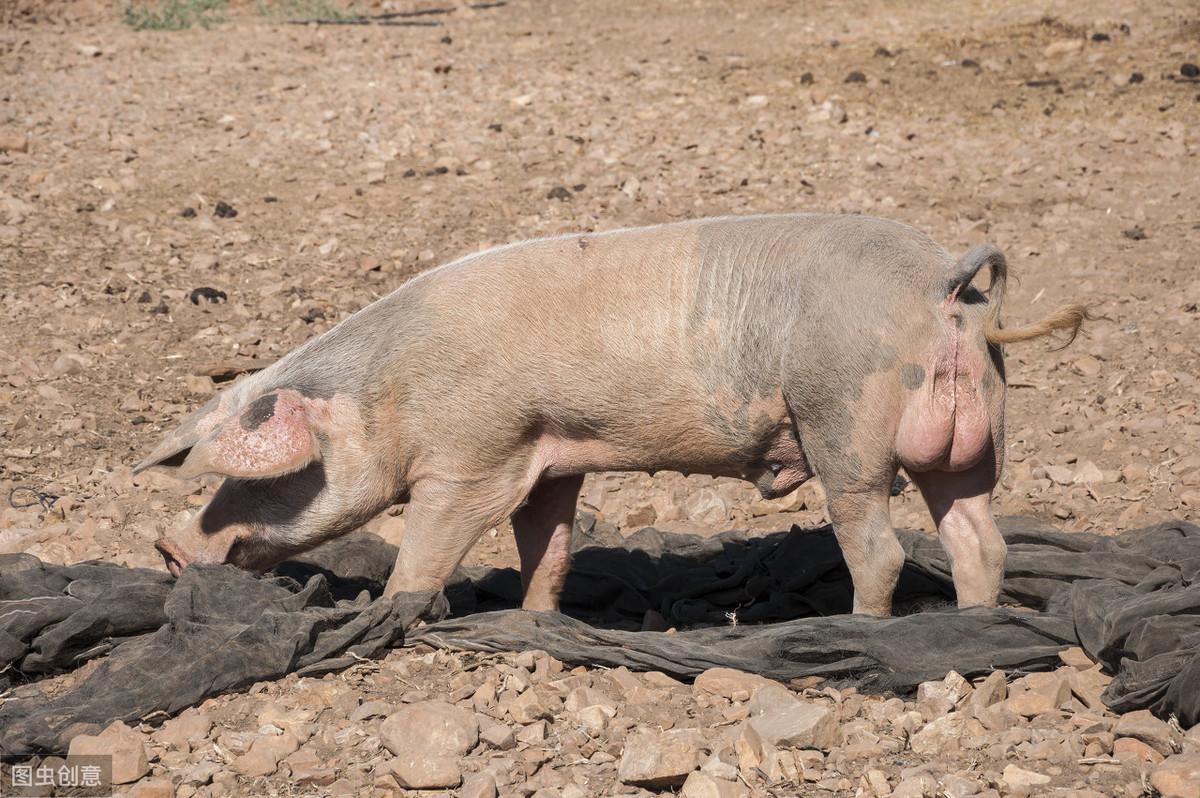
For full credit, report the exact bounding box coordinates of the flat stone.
[1114,736,1165,765]
[509,688,555,723]
[1151,753,1200,798]
[747,686,838,750]
[153,710,212,752]
[67,721,150,785]
[1001,764,1051,794]
[125,779,173,798]
[380,700,479,758]
[680,771,749,798]
[1113,709,1177,756]
[1004,673,1070,717]
[694,667,777,700]
[1058,647,1095,669]
[969,671,1008,711]
[461,771,499,798]
[910,712,967,756]
[231,731,300,778]
[618,728,701,789]
[382,754,462,790]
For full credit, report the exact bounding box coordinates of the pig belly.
[532,420,812,497]
[895,313,992,473]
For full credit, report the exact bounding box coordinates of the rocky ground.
[2,0,1199,795]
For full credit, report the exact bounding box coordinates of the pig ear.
[176,391,320,480]
[133,394,231,474]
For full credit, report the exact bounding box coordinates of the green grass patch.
[123,0,228,30]
[256,0,365,22]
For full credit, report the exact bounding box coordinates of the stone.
[0,135,29,153]
[1004,673,1070,716]
[747,685,838,750]
[126,780,173,798]
[695,667,777,700]
[382,754,462,790]
[1058,647,1094,669]
[683,488,728,525]
[67,721,149,784]
[509,688,555,723]
[618,729,701,789]
[916,670,972,706]
[154,710,213,752]
[680,771,749,798]
[1113,709,1177,756]
[1068,667,1111,711]
[481,723,517,750]
[893,773,939,797]
[1001,765,1051,794]
[380,700,479,757]
[910,712,967,755]
[1114,736,1165,765]
[1151,753,1200,798]
[461,772,500,798]
[564,686,617,713]
[733,722,771,772]
[231,731,300,778]
[969,671,1007,710]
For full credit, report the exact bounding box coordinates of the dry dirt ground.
[1,0,1199,796]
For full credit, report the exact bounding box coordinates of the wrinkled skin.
[138,214,1069,616]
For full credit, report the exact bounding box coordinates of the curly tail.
[946,244,1092,348]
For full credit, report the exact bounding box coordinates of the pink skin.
[139,216,1036,617]
[894,297,1005,609]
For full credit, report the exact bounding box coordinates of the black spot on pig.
[901,363,925,390]
[240,393,278,431]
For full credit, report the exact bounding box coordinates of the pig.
[136,214,1088,616]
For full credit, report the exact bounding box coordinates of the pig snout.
[154,511,248,577]
[155,536,191,577]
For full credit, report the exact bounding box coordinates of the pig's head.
[135,386,385,577]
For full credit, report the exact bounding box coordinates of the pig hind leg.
[910,454,1005,607]
[823,481,906,617]
[512,475,584,612]
[384,475,528,599]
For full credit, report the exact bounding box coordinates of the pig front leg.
[825,487,906,616]
[512,475,584,612]
[910,457,1005,608]
[383,477,525,599]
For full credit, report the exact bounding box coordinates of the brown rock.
[694,667,777,700]
[0,135,28,154]
[1000,764,1051,795]
[231,731,300,778]
[67,721,149,785]
[910,712,967,755]
[1113,709,1177,756]
[481,722,517,750]
[461,771,499,798]
[746,684,838,750]
[1058,647,1095,670]
[1151,753,1200,798]
[618,728,702,789]
[381,754,462,790]
[1004,673,1070,717]
[1113,736,1165,765]
[154,710,212,752]
[380,700,479,757]
[680,771,749,798]
[126,779,173,798]
[968,671,1008,711]
[509,688,555,724]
